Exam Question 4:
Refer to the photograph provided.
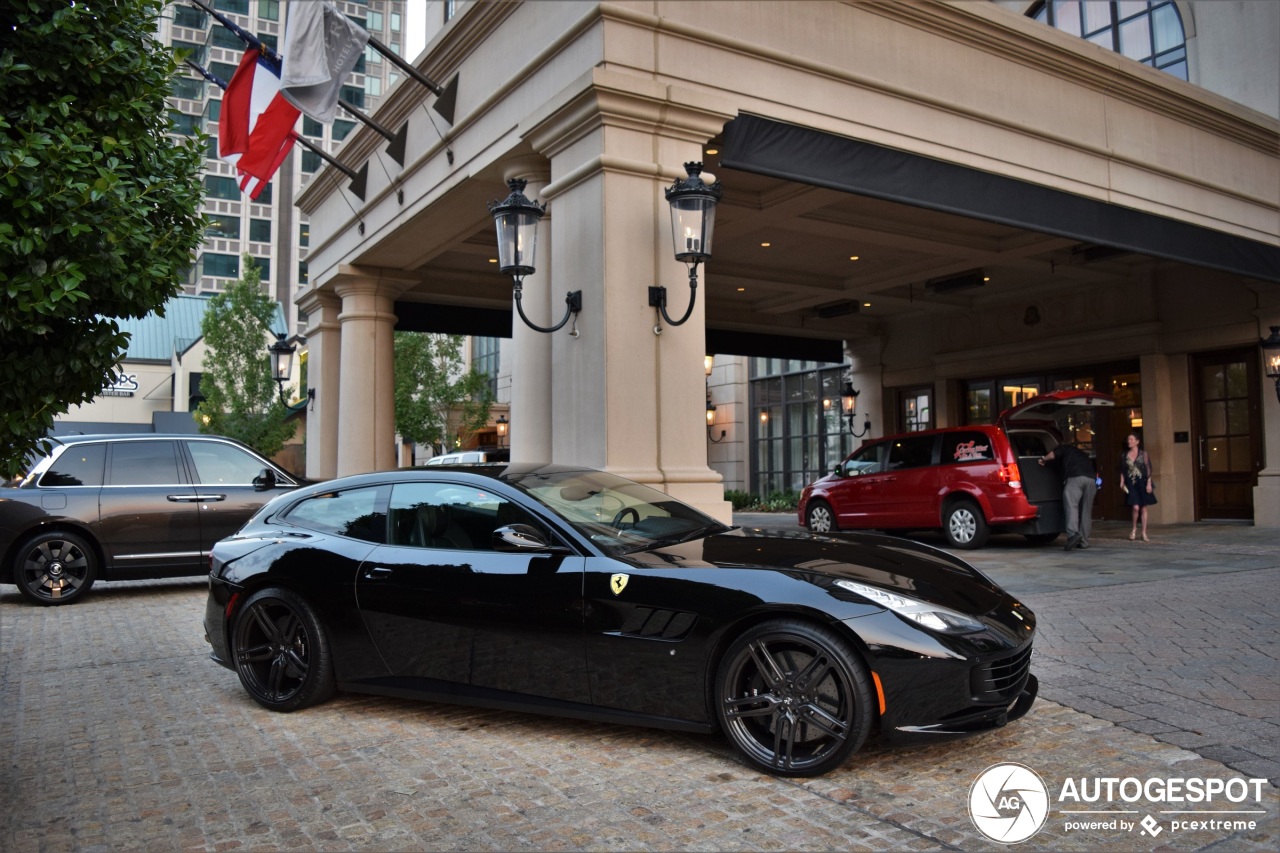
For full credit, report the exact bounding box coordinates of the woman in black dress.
[1120,432,1155,541]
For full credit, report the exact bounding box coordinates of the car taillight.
[998,462,1022,489]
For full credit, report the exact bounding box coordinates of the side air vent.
[616,607,698,640]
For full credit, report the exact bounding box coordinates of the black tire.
[716,618,873,777]
[805,500,837,533]
[14,530,98,606]
[232,587,335,712]
[942,500,989,550]
[1024,532,1059,546]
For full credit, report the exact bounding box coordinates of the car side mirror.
[831,463,845,477]
[493,523,560,553]
[253,468,278,491]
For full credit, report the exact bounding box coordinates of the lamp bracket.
[514,278,582,336]
[649,262,701,334]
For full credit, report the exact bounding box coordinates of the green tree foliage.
[0,0,206,476]
[194,258,295,459]
[394,332,494,454]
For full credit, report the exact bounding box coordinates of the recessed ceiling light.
[863,302,871,307]
[736,287,746,292]
[849,255,860,261]
[488,258,497,264]
[983,276,991,282]
[760,242,771,248]
[705,148,719,156]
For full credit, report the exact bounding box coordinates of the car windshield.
[508,468,730,555]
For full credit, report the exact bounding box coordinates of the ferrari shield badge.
[610,573,629,595]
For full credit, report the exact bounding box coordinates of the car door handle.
[167,495,202,502]
[193,494,226,502]
[363,567,394,580]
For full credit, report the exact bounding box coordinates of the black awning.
[721,114,1280,283]
[395,302,513,337]
[706,328,843,363]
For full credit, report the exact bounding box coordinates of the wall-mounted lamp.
[495,414,508,447]
[1261,325,1280,404]
[650,162,722,334]
[706,400,725,443]
[841,381,871,438]
[489,179,582,336]
[268,333,314,412]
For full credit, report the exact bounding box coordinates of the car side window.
[388,482,540,551]
[187,440,274,485]
[844,442,887,475]
[887,436,935,470]
[107,441,183,486]
[941,431,996,464]
[38,443,107,487]
[283,486,387,543]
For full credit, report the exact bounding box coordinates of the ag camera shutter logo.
[969,762,1050,843]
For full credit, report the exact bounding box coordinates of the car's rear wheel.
[942,500,989,549]
[716,619,873,777]
[14,531,98,606]
[805,500,837,533]
[232,587,335,712]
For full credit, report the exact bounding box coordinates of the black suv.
[1,434,300,605]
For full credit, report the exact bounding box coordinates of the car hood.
[623,527,1009,615]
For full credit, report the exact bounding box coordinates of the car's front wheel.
[716,619,873,777]
[14,531,98,606]
[805,500,837,533]
[942,500,989,549]
[232,587,335,712]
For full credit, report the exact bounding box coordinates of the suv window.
[887,435,934,470]
[284,486,387,543]
[107,441,183,486]
[941,431,996,464]
[187,440,274,485]
[39,443,106,487]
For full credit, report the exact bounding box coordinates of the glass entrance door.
[1191,349,1261,520]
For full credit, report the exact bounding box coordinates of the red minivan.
[797,390,1115,549]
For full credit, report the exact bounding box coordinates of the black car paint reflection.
[205,464,1037,777]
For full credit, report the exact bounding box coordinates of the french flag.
[218,48,300,200]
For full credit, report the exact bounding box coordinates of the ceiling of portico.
[372,154,1160,348]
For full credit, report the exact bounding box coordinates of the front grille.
[971,644,1033,701]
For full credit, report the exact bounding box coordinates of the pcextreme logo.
[968,764,1271,844]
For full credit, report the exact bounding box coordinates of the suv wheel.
[942,500,989,550]
[14,531,98,605]
[805,500,837,533]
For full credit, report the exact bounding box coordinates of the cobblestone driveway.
[2,523,1277,851]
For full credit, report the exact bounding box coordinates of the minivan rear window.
[941,431,996,464]
[39,443,107,487]
[887,436,934,470]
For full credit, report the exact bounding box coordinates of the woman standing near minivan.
[1120,433,1155,541]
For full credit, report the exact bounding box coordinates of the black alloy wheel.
[232,587,335,712]
[805,501,837,533]
[716,619,873,777]
[15,531,98,606]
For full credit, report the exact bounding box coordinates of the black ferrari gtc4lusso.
[204,464,1037,777]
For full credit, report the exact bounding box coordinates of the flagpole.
[184,59,370,200]
[363,33,458,124]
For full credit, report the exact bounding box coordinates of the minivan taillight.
[998,462,1022,489]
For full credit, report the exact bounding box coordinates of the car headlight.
[835,579,985,634]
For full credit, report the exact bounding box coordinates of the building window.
[204,175,241,200]
[257,1,279,23]
[209,61,238,83]
[299,222,309,247]
[171,75,204,100]
[340,85,364,109]
[302,116,323,137]
[749,358,852,496]
[249,218,271,242]
[391,11,401,32]
[472,337,500,397]
[169,111,201,136]
[199,253,239,278]
[172,40,207,66]
[301,150,322,173]
[332,118,356,141]
[298,261,309,285]
[253,183,273,204]
[900,387,933,432]
[256,32,277,53]
[205,214,240,239]
[210,27,242,51]
[215,0,249,15]
[365,76,382,97]
[253,257,270,281]
[366,9,383,31]
[445,1,456,23]
[1031,1,1188,80]
[173,6,207,28]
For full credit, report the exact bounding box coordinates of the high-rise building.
[159,1,407,336]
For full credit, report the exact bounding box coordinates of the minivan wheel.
[805,501,837,533]
[942,501,989,550]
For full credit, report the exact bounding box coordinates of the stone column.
[1255,310,1280,528]
[332,270,403,477]
[526,74,735,521]
[298,289,341,481]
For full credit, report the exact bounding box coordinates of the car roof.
[48,433,248,444]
